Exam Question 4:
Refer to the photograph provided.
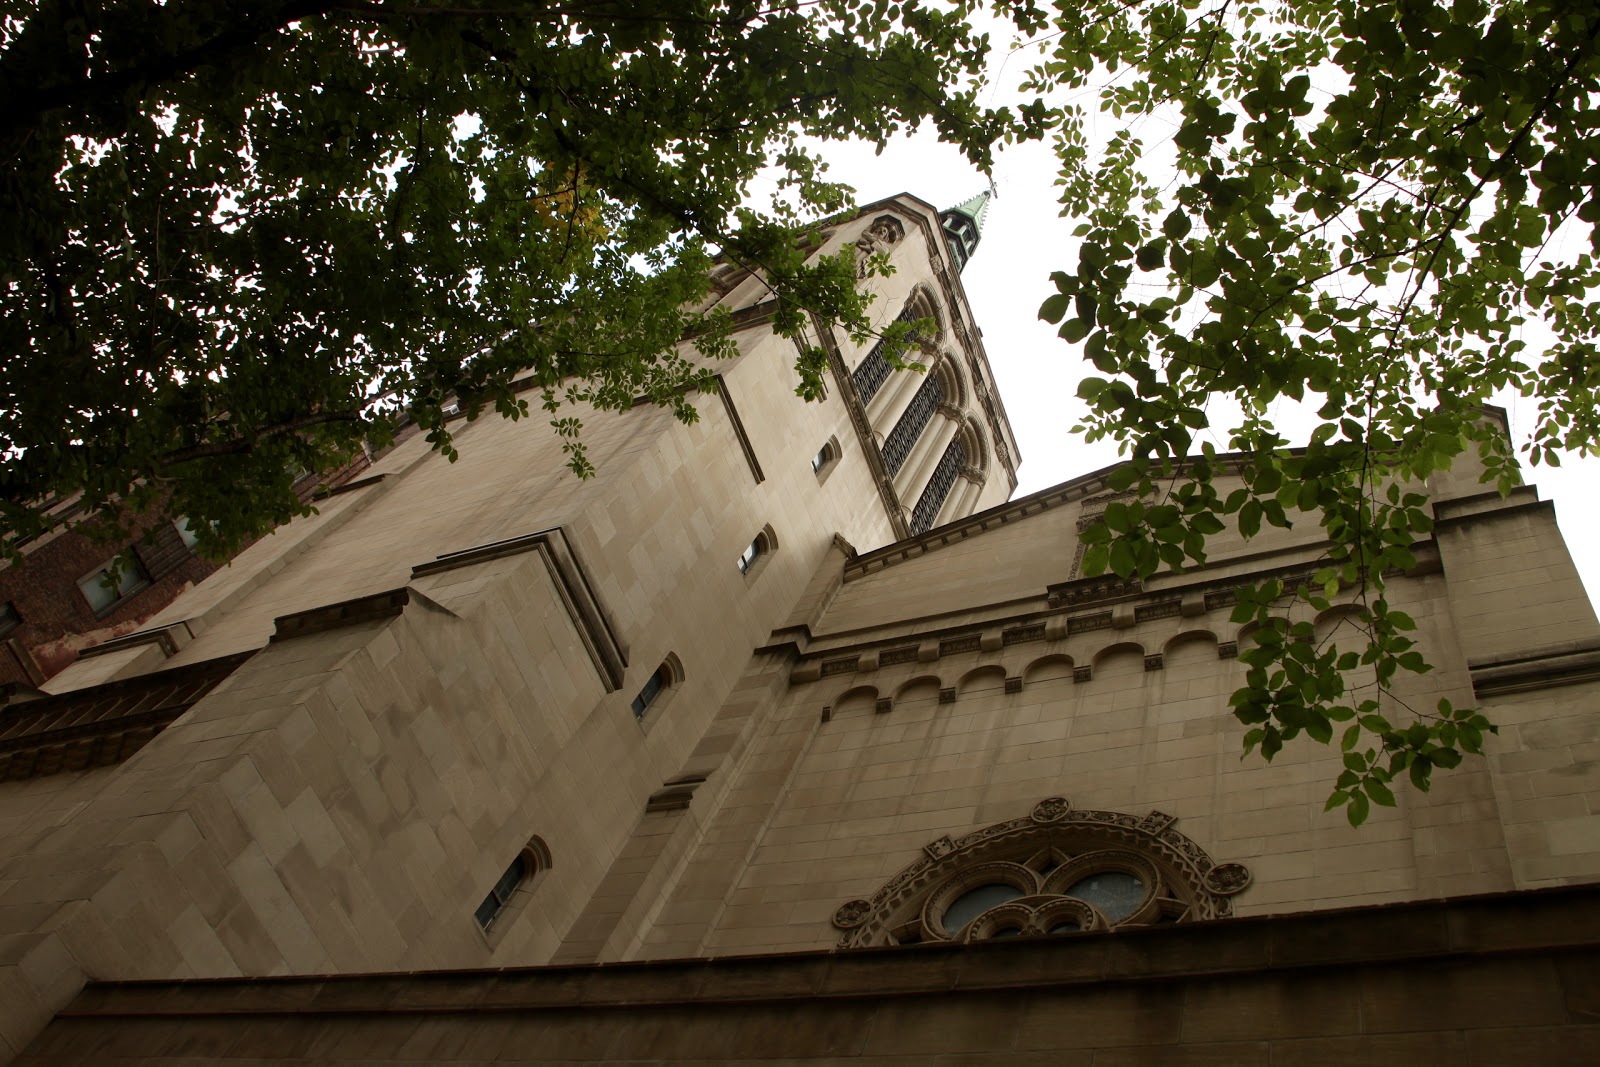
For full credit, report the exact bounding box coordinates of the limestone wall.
[628,471,1600,960]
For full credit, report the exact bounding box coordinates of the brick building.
[0,443,408,689]
[0,193,1597,1064]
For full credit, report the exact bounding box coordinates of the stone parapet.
[18,884,1600,1064]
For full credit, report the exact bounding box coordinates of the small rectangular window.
[0,602,19,640]
[77,554,150,615]
[174,517,201,550]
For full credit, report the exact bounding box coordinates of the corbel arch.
[1023,654,1075,686]
[957,664,1008,695]
[892,674,944,704]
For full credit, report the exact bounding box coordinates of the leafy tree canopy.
[1,0,1028,556]
[1023,0,1600,819]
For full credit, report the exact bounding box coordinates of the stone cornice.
[51,883,1600,1018]
[1470,638,1600,697]
[0,651,254,783]
[781,544,1442,682]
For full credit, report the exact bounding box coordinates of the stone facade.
[2,193,1598,1063]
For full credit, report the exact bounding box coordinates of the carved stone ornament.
[832,899,873,929]
[832,797,1251,947]
[1203,862,1253,896]
[855,214,906,277]
[1031,796,1072,823]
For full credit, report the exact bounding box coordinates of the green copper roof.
[942,189,993,236]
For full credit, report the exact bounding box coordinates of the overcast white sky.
[770,24,1600,605]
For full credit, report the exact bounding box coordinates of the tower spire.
[938,187,993,273]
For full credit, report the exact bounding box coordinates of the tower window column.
[851,306,920,405]
[880,374,944,477]
[910,439,967,534]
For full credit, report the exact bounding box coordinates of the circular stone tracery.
[832,797,1251,948]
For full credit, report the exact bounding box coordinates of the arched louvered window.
[851,305,920,404]
[910,438,966,534]
[881,373,944,477]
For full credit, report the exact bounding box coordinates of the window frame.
[631,653,684,732]
[76,553,151,616]
[810,435,843,485]
[737,524,778,582]
[473,836,553,941]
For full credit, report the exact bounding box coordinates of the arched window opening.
[852,305,921,404]
[737,524,777,578]
[810,436,842,483]
[830,797,1252,948]
[881,373,944,477]
[630,653,684,728]
[474,837,551,933]
[910,438,967,534]
[737,537,763,574]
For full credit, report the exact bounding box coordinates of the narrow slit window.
[474,853,529,931]
[738,536,763,573]
[632,666,668,719]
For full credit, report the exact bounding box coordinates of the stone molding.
[271,587,412,642]
[788,546,1423,691]
[1470,638,1600,697]
[0,651,254,783]
[711,373,764,485]
[76,619,195,660]
[410,527,626,692]
[645,774,710,814]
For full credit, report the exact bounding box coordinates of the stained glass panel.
[1065,871,1145,922]
[941,882,1024,932]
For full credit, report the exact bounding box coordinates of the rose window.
[831,797,1252,948]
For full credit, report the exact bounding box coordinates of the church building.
[0,193,1597,1064]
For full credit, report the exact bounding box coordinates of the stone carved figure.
[856,215,906,277]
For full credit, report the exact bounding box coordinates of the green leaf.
[1039,293,1071,324]
[1364,777,1397,807]
[1239,500,1263,539]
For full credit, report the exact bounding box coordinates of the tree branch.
[158,410,363,467]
